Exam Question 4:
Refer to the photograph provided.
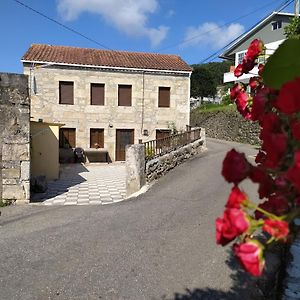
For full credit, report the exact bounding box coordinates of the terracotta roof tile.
[22,44,192,72]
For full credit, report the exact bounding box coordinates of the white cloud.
[57,0,169,47]
[184,22,244,49]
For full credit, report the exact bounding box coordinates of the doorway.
[116,129,134,161]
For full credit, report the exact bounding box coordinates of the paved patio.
[31,163,127,205]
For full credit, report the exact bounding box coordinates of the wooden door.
[116,129,134,161]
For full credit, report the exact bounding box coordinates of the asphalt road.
[0,138,261,300]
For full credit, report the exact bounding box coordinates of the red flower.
[242,57,255,74]
[274,77,300,115]
[249,76,261,91]
[258,64,264,76]
[245,39,264,60]
[222,149,251,184]
[226,187,248,209]
[261,132,287,169]
[263,219,289,240]
[230,83,243,100]
[291,120,300,140]
[255,195,289,219]
[287,150,300,192]
[234,241,265,276]
[234,64,244,77]
[249,167,274,199]
[216,208,250,246]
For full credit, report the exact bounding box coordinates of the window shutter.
[59,81,74,104]
[91,83,105,105]
[90,129,104,148]
[158,87,170,107]
[118,85,132,106]
[59,128,76,148]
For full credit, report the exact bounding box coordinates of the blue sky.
[0,0,294,73]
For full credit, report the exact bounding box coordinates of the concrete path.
[0,139,271,299]
[32,163,127,205]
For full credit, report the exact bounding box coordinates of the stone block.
[3,179,19,185]
[21,161,30,181]
[2,185,25,200]
[22,181,30,200]
[2,144,29,161]
[2,168,20,179]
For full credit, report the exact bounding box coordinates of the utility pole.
[295,0,299,17]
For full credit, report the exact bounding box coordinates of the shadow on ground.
[170,247,283,300]
[31,163,88,202]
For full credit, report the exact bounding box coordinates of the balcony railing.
[143,128,201,161]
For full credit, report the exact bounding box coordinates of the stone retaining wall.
[146,129,206,182]
[190,107,260,145]
[0,73,30,204]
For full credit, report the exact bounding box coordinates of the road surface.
[0,138,263,300]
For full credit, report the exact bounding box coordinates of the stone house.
[220,11,294,84]
[22,44,192,161]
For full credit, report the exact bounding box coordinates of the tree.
[284,16,300,39]
[190,66,216,98]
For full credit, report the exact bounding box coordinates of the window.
[118,85,132,106]
[158,87,170,107]
[90,128,104,148]
[59,81,74,104]
[91,83,105,105]
[272,20,282,30]
[59,128,76,148]
[237,52,245,64]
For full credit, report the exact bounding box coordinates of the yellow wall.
[30,122,60,180]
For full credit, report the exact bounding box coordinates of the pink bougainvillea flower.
[234,240,265,276]
[226,187,248,209]
[274,77,300,115]
[222,149,251,185]
[263,219,289,240]
[255,195,290,219]
[216,208,250,246]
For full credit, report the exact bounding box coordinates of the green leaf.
[263,39,300,89]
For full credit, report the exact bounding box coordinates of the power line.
[198,0,294,64]
[11,0,113,50]
[158,0,284,52]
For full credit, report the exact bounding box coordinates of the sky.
[0,0,295,73]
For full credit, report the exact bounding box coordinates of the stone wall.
[0,73,30,204]
[146,129,206,182]
[190,107,260,145]
[24,64,190,161]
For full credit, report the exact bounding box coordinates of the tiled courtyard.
[31,163,127,205]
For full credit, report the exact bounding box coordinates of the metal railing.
[144,128,201,161]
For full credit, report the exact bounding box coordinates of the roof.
[22,44,192,73]
[220,11,294,59]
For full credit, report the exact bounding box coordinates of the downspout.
[141,71,145,135]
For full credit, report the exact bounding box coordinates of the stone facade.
[0,73,30,204]
[146,129,206,182]
[24,65,190,161]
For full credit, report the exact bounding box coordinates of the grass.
[193,103,234,113]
